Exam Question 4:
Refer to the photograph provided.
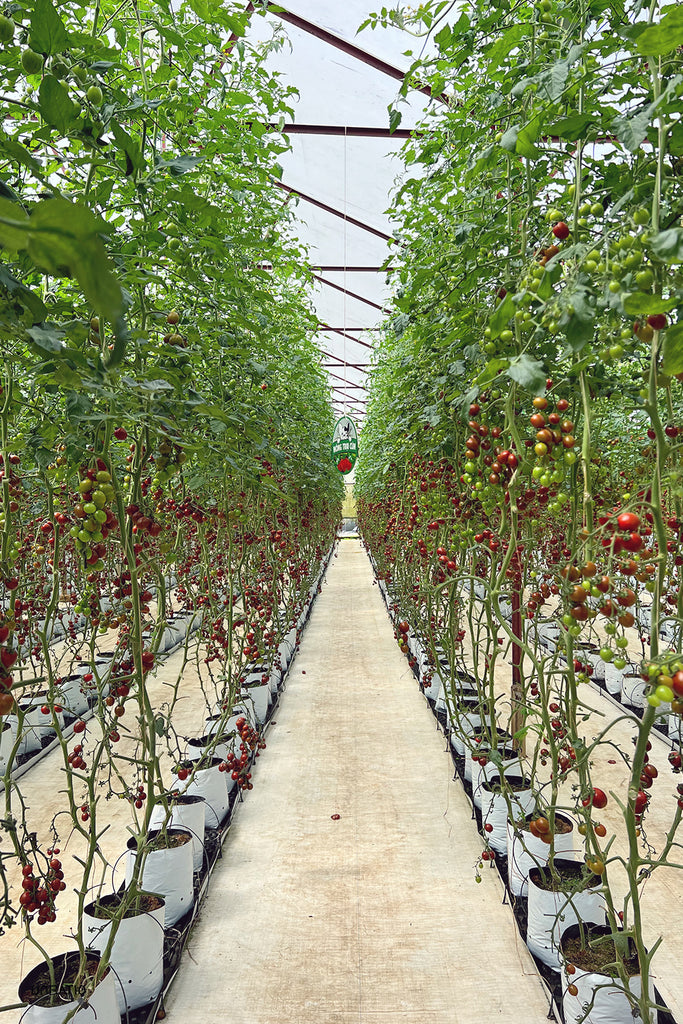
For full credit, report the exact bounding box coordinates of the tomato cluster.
[19,853,66,924]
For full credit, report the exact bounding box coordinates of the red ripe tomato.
[647,313,667,330]
[617,512,640,532]
[582,787,608,809]
[552,221,570,240]
[634,790,648,814]
[672,671,683,698]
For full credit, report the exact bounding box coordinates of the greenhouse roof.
[245,2,435,425]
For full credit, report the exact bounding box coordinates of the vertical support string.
[343,124,348,416]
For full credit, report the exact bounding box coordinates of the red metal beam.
[312,273,388,313]
[263,4,445,103]
[332,387,367,404]
[274,123,417,139]
[318,324,373,349]
[323,361,370,370]
[313,266,393,272]
[276,182,393,242]
[327,372,367,389]
[320,351,369,370]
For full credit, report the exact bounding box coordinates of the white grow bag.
[149,793,206,873]
[83,894,165,1013]
[506,816,578,897]
[527,860,606,969]
[125,829,194,928]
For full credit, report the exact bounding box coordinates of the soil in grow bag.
[562,930,640,977]
[147,831,192,852]
[20,954,105,1007]
[531,861,601,893]
[482,777,532,794]
[517,813,574,837]
[89,892,164,920]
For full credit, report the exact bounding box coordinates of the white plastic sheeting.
[244,3,435,423]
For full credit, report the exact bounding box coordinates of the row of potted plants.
[9,538,335,1022]
[369,546,677,1024]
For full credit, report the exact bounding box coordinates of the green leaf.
[389,107,402,134]
[0,197,29,250]
[661,322,683,375]
[669,121,683,157]
[0,262,47,321]
[476,357,508,386]
[30,0,69,55]
[650,228,683,263]
[516,121,540,159]
[154,154,204,177]
[111,123,144,175]
[542,60,569,102]
[24,200,122,321]
[39,75,77,134]
[636,6,683,56]
[26,324,65,354]
[547,113,595,141]
[0,136,42,175]
[489,293,515,338]
[622,293,679,315]
[500,126,518,153]
[505,354,547,395]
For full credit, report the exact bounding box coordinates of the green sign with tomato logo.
[332,416,358,474]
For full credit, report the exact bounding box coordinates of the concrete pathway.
[167,540,550,1024]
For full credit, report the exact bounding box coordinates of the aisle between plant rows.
[166,540,551,1024]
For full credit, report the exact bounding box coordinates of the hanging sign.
[332,416,358,474]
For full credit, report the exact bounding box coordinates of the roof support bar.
[262,3,443,102]
[312,273,388,313]
[277,182,393,242]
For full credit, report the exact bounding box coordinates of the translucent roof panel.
[245,3,434,423]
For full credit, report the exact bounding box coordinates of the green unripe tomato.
[87,84,103,106]
[655,684,674,703]
[500,329,514,343]
[635,268,654,289]
[72,64,87,84]
[21,48,43,74]
[615,636,629,649]
[613,657,627,670]
[0,14,15,42]
[590,202,603,216]
[599,647,613,662]
[633,207,649,226]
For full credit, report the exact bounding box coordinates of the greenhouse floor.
[166,539,550,1024]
